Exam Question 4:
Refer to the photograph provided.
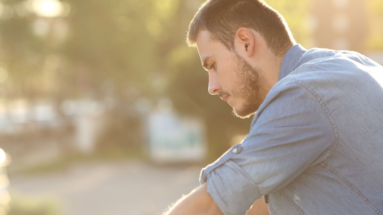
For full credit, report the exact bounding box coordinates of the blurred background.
[0,0,381,214]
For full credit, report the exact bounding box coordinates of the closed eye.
[209,63,216,70]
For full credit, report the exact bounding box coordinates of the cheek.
[217,56,237,80]
[219,54,236,69]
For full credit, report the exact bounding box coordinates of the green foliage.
[7,195,62,215]
[265,0,310,46]
[62,0,158,88]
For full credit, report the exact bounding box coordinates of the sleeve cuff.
[205,160,261,215]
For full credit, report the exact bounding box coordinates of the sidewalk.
[9,161,202,215]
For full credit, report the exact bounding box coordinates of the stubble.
[232,54,267,119]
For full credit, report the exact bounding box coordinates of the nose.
[208,72,221,95]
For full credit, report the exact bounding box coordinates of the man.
[165,0,383,214]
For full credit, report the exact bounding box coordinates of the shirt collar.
[279,44,307,81]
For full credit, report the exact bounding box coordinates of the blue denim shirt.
[199,44,383,215]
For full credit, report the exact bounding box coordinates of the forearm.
[165,183,223,215]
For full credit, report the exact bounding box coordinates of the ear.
[234,28,255,57]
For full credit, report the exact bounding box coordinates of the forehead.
[196,30,229,63]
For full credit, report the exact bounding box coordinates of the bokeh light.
[0,149,6,165]
[30,0,70,17]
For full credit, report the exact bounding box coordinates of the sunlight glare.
[31,0,63,18]
[0,149,5,164]
[370,70,383,87]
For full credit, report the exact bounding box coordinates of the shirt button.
[232,148,238,154]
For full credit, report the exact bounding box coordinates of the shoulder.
[280,49,380,93]
[252,48,381,126]
[291,48,381,77]
[251,75,332,132]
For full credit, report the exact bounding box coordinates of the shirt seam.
[292,79,339,165]
[269,204,279,215]
[205,161,262,215]
[200,144,243,183]
[277,190,304,215]
[289,52,339,165]
[321,163,383,215]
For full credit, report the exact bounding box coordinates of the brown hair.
[187,0,294,56]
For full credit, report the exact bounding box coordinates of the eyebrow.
[202,56,212,70]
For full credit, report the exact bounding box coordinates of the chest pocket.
[268,190,304,215]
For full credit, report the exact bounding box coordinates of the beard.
[231,54,267,119]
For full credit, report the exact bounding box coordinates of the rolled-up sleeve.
[199,81,335,215]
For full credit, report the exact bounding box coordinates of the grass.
[8,148,147,176]
[6,194,63,215]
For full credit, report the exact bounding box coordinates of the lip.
[221,95,230,102]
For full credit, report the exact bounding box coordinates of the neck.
[254,47,287,93]
[250,31,293,92]
[265,55,284,91]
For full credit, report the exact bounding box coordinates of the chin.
[231,99,262,119]
[232,107,256,119]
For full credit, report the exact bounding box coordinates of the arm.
[165,183,223,215]
[164,184,269,215]
[188,83,334,214]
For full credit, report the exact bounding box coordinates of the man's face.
[196,30,267,118]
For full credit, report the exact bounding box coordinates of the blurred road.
[9,161,202,215]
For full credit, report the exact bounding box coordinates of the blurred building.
[145,98,207,164]
[0,99,106,170]
[310,0,368,53]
